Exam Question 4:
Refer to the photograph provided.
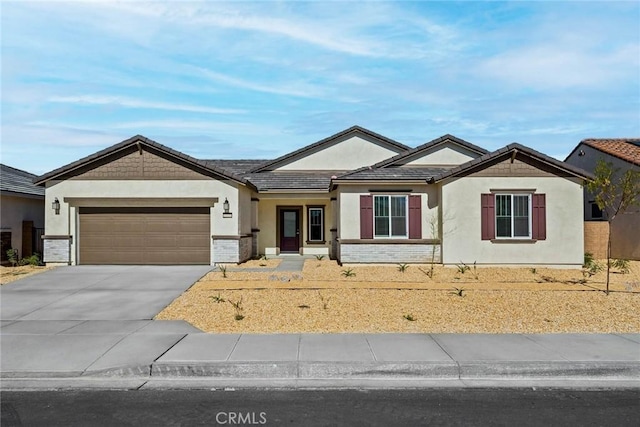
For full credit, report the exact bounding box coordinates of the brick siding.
[584,221,609,259]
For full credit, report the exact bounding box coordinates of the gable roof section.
[431,143,594,183]
[250,125,411,172]
[333,167,446,182]
[367,134,489,169]
[34,135,251,186]
[566,138,640,166]
[0,164,45,197]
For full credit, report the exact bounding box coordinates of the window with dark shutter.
[408,195,422,239]
[360,195,373,239]
[481,193,495,240]
[532,193,546,240]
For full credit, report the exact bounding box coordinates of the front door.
[280,209,300,253]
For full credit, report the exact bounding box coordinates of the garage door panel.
[79,207,210,265]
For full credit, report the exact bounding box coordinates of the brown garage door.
[79,207,210,265]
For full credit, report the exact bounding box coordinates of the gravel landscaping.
[156,259,640,334]
[0,265,56,285]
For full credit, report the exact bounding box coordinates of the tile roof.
[246,171,344,191]
[431,143,594,183]
[334,166,447,181]
[0,164,45,197]
[205,160,269,175]
[580,139,640,166]
[250,125,411,172]
[34,135,252,187]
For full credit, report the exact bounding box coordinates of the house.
[565,138,640,260]
[0,164,45,264]
[35,126,593,267]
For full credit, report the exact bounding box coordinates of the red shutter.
[532,193,546,240]
[360,195,373,239]
[408,195,422,239]
[481,193,495,240]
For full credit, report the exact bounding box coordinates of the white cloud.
[478,43,639,89]
[47,95,245,115]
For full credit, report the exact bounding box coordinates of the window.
[307,207,324,242]
[482,193,545,241]
[495,194,531,238]
[590,202,603,219]
[374,195,407,238]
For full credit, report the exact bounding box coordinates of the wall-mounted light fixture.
[222,197,232,218]
[52,197,60,215]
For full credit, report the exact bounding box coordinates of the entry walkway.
[224,255,314,273]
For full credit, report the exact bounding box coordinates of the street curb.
[4,361,639,382]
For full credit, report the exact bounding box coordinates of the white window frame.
[373,195,408,239]
[495,193,532,239]
[307,207,324,242]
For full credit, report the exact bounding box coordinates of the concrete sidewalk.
[2,327,638,388]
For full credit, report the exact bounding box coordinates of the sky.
[1,0,639,175]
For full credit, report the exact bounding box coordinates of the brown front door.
[279,209,300,253]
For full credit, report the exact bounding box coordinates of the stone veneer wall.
[239,236,252,263]
[339,243,440,264]
[43,237,71,264]
[212,236,253,264]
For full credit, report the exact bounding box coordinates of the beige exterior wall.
[405,144,479,167]
[337,184,439,240]
[441,176,585,267]
[0,194,44,257]
[276,136,400,170]
[256,193,334,255]
[44,179,241,265]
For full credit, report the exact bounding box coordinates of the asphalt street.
[2,388,639,426]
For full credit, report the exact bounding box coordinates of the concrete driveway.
[0,265,212,321]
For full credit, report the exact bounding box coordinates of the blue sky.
[2,1,639,175]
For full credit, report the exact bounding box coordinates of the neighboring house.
[35,126,592,267]
[565,138,640,260]
[0,164,45,263]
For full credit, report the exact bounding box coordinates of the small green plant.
[472,261,479,280]
[228,297,244,321]
[318,291,330,310]
[260,254,269,261]
[397,263,409,273]
[6,249,18,267]
[218,264,227,278]
[612,259,630,274]
[18,253,40,266]
[583,261,604,278]
[403,314,417,322]
[210,293,226,304]
[456,262,470,274]
[341,268,356,277]
[450,287,465,297]
[583,252,595,268]
[315,254,325,261]
[530,268,537,275]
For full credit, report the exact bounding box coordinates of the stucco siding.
[1,195,45,257]
[405,144,479,167]
[441,176,584,266]
[256,195,333,255]
[44,179,241,265]
[337,184,439,240]
[275,136,400,170]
